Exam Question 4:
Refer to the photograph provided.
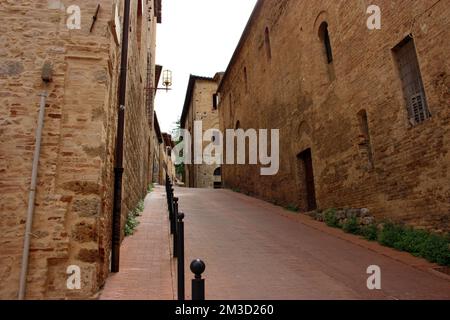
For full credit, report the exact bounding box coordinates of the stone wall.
[0,0,158,299]
[183,75,221,188]
[218,0,450,233]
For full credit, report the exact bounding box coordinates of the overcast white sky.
[154,0,258,133]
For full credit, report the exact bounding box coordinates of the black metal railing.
[165,174,206,301]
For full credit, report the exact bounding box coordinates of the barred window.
[393,36,430,125]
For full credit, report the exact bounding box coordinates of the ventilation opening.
[357,109,374,170]
[264,27,272,60]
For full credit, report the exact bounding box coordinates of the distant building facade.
[151,113,175,185]
[0,0,163,299]
[181,74,223,188]
[218,0,450,232]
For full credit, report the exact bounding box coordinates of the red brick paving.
[100,186,450,300]
[99,185,174,300]
[177,188,450,300]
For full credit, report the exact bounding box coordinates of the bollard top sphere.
[190,259,206,276]
[173,197,179,202]
[178,212,185,220]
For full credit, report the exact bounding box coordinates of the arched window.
[264,27,272,60]
[213,167,221,176]
[318,22,333,64]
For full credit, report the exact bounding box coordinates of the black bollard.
[166,180,171,207]
[177,212,185,300]
[165,174,170,194]
[167,186,176,234]
[169,187,174,234]
[166,186,171,214]
[190,259,206,300]
[173,197,179,257]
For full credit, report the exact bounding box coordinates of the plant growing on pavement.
[286,204,300,213]
[124,199,145,237]
[377,223,450,266]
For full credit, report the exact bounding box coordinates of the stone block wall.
[183,76,221,188]
[0,0,157,299]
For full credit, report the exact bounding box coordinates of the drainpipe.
[111,0,131,273]
[18,91,48,300]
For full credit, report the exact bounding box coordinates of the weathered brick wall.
[219,0,450,233]
[0,0,156,299]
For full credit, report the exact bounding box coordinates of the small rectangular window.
[357,110,374,170]
[213,93,218,110]
[393,36,430,125]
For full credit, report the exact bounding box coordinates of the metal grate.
[394,37,430,125]
[410,93,428,123]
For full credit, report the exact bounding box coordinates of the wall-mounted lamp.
[162,70,172,90]
[152,69,172,92]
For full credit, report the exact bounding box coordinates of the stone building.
[181,74,223,188]
[218,0,450,232]
[0,0,163,299]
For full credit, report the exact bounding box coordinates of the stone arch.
[313,11,329,36]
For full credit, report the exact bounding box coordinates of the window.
[213,93,218,110]
[319,22,333,64]
[393,35,430,125]
[357,110,374,170]
[212,130,220,146]
[264,27,272,60]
